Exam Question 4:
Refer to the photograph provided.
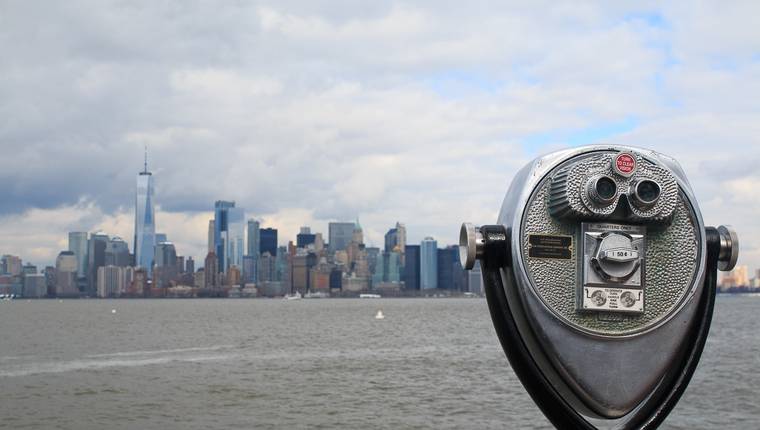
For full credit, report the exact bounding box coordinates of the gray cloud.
[1,1,759,270]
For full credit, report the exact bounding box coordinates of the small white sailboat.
[375,309,385,320]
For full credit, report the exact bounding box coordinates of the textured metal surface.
[548,152,679,222]
[522,153,699,336]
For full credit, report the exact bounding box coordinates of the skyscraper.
[260,228,278,257]
[247,219,260,257]
[154,241,178,289]
[204,252,219,289]
[227,207,245,271]
[436,246,463,290]
[106,237,131,267]
[404,245,420,291]
[213,201,245,273]
[68,232,88,279]
[134,148,156,272]
[207,219,214,253]
[297,231,316,248]
[55,251,79,296]
[328,222,355,252]
[420,237,438,290]
[88,231,109,296]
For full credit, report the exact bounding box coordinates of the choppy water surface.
[0,296,757,429]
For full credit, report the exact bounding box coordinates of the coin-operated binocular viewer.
[460,146,738,429]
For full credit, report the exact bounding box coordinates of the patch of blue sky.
[521,117,639,154]
[623,11,669,29]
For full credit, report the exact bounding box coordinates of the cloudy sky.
[1,1,759,271]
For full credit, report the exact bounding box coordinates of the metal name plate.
[528,234,573,260]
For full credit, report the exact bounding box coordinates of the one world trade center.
[134,148,156,275]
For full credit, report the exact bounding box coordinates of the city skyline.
[1,2,758,271]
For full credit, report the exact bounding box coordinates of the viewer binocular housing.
[460,145,738,429]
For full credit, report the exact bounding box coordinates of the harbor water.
[1,296,757,429]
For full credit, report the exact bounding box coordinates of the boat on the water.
[283,292,302,300]
[304,291,329,299]
[359,293,381,299]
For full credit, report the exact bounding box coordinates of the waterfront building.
[55,251,79,296]
[260,228,278,257]
[213,200,235,272]
[186,257,195,275]
[106,237,131,267]
[257,252,277,283]
[467,260,483,295]
[22,263,37,275]
[343,274,369,293]
[134,150,156,273]
[204,252,219,289]
[297,232,316,248]
[194,269,205,289]
[403,244,419,291]
[97,265,126,298]
[207,219,214,253]
[87,231,109,296]
[276,246,288,282]
[365,247,380,276]
[68,232,88,279]
[227,265,241,287]
[721,265,750,288]
[314,233,325,252]
[372,252,384,285]
[437,246,464,291]
[43,266,56,296]
[22,274,46,298]
[420,237,438,290]
[247,219,260,257]
[328,222,355,252]
[130,267,148,297]
[384,222,407,266]
[227,207,245,272]
[329,268,342,291]
[386,251,401,283]
[154,242,178,288]
[242,255,257,284]
[1,255,22,276]
[291,252,317,294]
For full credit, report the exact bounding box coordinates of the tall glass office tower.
[134,149,156,273]
[68,231,88,279]
[227,207,245,271]
[420,237,438,290]
[213,201,244,272]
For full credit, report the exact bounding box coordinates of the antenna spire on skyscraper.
[144,144,148,173]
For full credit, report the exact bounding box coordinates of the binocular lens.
[587,175,618,206]
[596,177,617,201]
[634,179,661,205]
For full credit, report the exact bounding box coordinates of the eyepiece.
[586,175,618,206]
[630,179,661,209]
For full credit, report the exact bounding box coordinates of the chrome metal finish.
[717,225,739,272]
[496,145,707,418]
[459,223,484,270]
[463,144,734,426]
